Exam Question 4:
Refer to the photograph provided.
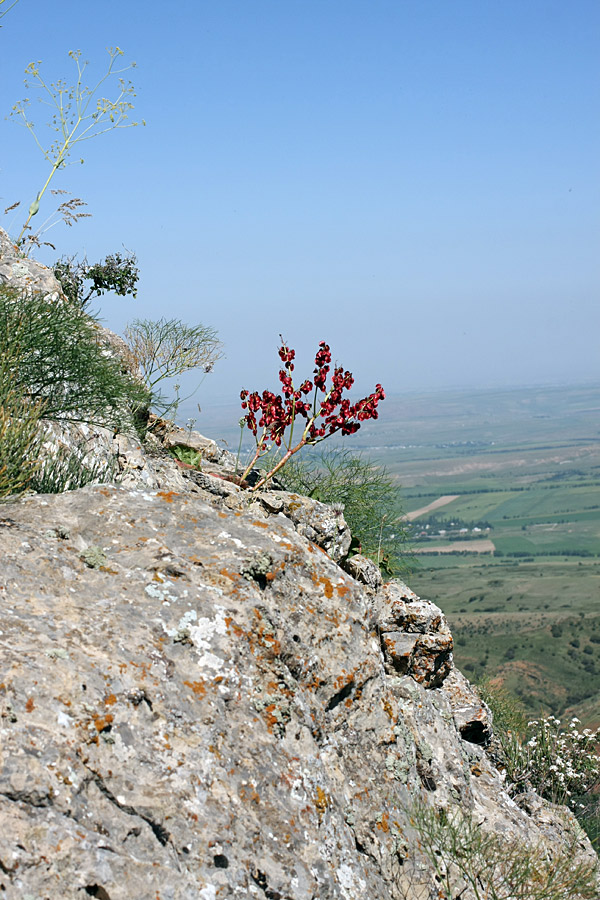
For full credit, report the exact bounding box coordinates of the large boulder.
[0,483,595,899]
[0,227,63,300]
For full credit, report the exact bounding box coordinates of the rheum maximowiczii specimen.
[239,339,384,491]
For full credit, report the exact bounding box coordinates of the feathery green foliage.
[0,346,45,499]
[0,285,151,433]
[124,317,223,422]
[272,447,411,575]
[410,803,598,899]
[479,676,528,735]
[28,435,118,494]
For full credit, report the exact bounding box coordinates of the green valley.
[354,383,600,725]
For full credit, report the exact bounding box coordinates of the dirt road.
[403,495,459,521]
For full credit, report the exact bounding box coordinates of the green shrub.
[0,345,45,499]
[479,677,528,736]
[0,286,151,433]
[28,435,118,494]
[271,448,412,575]
[53,251,139,308]
[410,803,598,899]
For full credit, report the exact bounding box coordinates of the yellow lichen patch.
[336,583,351,600]
[217,511,228,519]
[333,670,353,691]
[264,704,279,732]
[183,680,207,697]
[306,674,325,693]
[156,491,179,503]
[251,520,269,529]
[314,786,330,822]
[104,694,117,707]
[239,783,261,804]
[311,572,334,599]
[382,697,395,720]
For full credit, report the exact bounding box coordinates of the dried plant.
[124,317,223,422]
[4,191,92,253]
[9,47,143,252]
[0,0,19,22]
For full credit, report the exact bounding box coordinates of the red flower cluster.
[239,340,385,490]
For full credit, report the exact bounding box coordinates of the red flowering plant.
[239,338,385,491]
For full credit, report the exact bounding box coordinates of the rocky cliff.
[0,230,597,899]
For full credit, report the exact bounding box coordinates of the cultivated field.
[358,383,600,725]
[193,383,600,723]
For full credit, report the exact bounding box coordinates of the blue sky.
[1,0,598,427]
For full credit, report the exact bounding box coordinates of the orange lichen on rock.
[376,812,390,833]
[156,491,179,503]
[184,680,207,697]
[93,713,114,732]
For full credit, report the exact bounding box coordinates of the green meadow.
[355,383,600,725]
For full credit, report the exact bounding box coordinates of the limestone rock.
[278,492,352,562]
[0,484,595,899]
[441,668,493,745]
[0,227,63,301]
[147,414,235,467]
[376,580,454,687]
[341,553,383,591]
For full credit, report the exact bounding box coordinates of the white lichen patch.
[57,711,74,727]
[337,863,367,899]
[185,605,230,675]
[217,530,245,549]
[199,886,216,900]
[145,581,179,603]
